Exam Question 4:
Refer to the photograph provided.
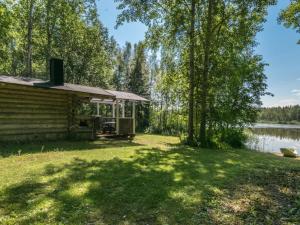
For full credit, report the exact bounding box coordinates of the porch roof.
[105,90,149,102]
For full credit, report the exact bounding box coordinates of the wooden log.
[0,107,68,114]
[0,118,67,125]
[0,87,68,98]
[0,98,67,107]
[0,92,68,104]
[0,123,68,131]
[0,127,68,135]
[0,113,68,119]
[0,102,67,110]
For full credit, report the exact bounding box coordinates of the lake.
[247,123,300,155]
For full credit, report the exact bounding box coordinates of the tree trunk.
[26,0,34,77]
[159,96,163,132]
[187,0,196,144]
[199,0,214,147]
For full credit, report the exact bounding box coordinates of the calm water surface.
[247,123,300,154]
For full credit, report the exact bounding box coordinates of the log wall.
[0,83,71,142]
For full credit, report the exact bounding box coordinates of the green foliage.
[209,128,247,149]
[0,2,12,72]
[279,0,300,44]
[0,0,114,86]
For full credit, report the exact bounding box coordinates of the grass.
[0,134,299,225]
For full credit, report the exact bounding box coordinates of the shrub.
[209,128,246,149]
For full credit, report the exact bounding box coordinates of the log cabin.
[0,59,148,143]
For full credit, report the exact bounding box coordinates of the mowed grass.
[0,134,299,225]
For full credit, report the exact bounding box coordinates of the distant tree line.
[258,105,300,124]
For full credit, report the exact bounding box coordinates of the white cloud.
[291,89,300,97]
[291,89,300,93]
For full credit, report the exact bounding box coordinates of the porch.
[91,90,149,138]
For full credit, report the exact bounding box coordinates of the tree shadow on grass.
[0,139,144,158]
[0,146,299,224]
[1,149,187,225]
[205,168,300,225]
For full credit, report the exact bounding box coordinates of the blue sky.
[98,0,300,107]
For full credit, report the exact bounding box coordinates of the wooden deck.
[96,133,135,139]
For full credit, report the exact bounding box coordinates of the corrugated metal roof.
[0,75,115,99]
[106,90,149,102]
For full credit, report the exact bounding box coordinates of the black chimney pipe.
[50,58,64,85]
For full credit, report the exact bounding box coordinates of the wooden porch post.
[132,101,136,134]
[112,102,115,118]
[97,102,100,116]
[122,100,125,118]
[116,100,119,135]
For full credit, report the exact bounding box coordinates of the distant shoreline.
[257,121,300,125]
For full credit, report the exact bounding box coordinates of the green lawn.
[0,134,299,225]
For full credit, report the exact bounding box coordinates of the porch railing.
[93,116,134,135]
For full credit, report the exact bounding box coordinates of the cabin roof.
[105,90,149,102]
[0,75,115,99]
[0,75,149,101]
